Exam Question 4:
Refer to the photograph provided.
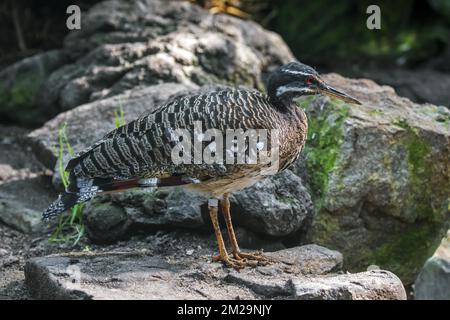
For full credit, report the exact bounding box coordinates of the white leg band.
[208,198,219,207]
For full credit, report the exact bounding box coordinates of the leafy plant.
[48,124,85,246]
[48,107,127,246]
[114,104,125,128]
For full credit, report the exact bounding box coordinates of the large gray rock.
[0,126,54,233]
[24,244,406,300]
[83,171,312,243]
[83,187,207,243]
[231,170,313,237]
[8,0,292,128]
[352,68,450,108]
[0,50,68,126]
[415,230,450,299]
[28,83,193,169]
[294,74,450,283]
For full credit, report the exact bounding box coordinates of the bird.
[42,61,361,269]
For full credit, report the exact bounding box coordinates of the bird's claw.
[233,251,272,266]
[212,251,272,269]
[212,254,247,270]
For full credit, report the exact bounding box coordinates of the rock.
[83,187,207,243]
[296,74,450,283]
[234,227,286,252]
[24,243,405,300]
[265,244,343,275]
[0,50,68,126]
[83,172,313,243]
[415,230,450,299]
[84,201,132,243]
[353,68,450,108]
[10,0,292,128]
[28,83,193,169]
[0,126,54,233]
[231,170,313,237]
[0,198,43,234]
[288,270,406,300]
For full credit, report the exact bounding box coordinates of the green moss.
[0,72,43,125]
[368,223,443,284]
[298,97,350,205]
[311,212,340,244]
[360,119,449,282]
[400,121,445,222]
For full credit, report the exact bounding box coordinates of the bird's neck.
[268,94,298,114]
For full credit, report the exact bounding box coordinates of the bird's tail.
[42,171,105,221]
[42,173,200,220]
[42,192,84,220]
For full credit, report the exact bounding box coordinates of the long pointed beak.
[319,83,361,105]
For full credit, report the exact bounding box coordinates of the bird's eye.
[306,77,314,85]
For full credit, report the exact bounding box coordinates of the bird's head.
[267,62,361,105]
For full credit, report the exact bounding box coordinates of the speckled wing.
[65,88,278,182]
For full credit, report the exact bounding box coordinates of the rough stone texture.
[24,244,406,300]
[295,74,450,283]
[415,230,450,299]
[83,171,312,243]
[83,187,207,243]
[354,68,450,108]
[0,126,54,233]
[28,83,194,170]
[0,50,69,126]
[1,0,292,129]
[288,271,406,300]
[231,170,313,237]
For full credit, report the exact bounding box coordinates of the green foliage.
[368,223,443,284]
[114,104,126,128]
[48,106,128,245]
[269,0,450,66]
[400,121,445,222]
[0,73,43,125]
[49,124,85,247]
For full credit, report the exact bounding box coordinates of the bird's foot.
[232,250,272,266]
[212,253,249,270]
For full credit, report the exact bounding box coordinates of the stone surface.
[231,170,313,237]
[0,126,54,233]
[28,83,194,169]
[24,244,405,300]
[83,171,312,243]
[0,50,68,126]
[295,74,450,283]
[288,270,406,300]
[353,68,450,108]
[4,0,293,129]
[415,230,450,299]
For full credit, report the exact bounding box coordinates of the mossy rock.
[298,74,450,284]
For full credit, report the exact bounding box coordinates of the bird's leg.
[221,193,271,265]
[208,198,245,270]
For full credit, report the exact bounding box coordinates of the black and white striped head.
[267,62,361,105]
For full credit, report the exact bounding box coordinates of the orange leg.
[220,193,271,265]
[208,199,245,270]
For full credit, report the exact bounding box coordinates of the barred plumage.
[43,62,361,269]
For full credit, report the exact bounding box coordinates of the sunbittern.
[43,62,361,269]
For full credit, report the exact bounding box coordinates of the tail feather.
[42,174,203,220]
[42,192,82,220]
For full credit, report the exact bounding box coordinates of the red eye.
[306,77,314,85]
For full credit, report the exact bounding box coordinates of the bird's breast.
[277,106,308,171]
